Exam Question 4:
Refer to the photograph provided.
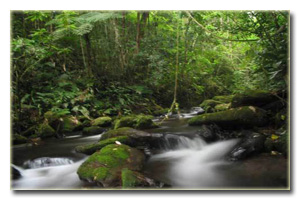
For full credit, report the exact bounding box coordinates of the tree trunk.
[112,19,125,73]
[83,34,93,76]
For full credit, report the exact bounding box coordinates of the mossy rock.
[12,134,27,145]
[114,115,158,130]
[231,90,278,108]
[188,106,268,129]
[61,116,82,133]
[91,117,112,127]
[36,123,56,138]
[44,111,82,133]
[212,95,234,103]
[77,144,145,187]
[75,136,133,155]
[82,126,105,136]
[200,99,223,113]
[215,103,230,111]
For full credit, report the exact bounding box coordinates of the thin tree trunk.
[80,37,88,74]
[112,19,125,72]
[135,12,141,54]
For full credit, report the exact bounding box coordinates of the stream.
[12,110,288,190]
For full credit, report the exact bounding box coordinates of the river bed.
[12,112,288,190]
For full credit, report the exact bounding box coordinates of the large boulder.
[231,90,278,108]
[229,132,266,160]
[77,144,146,187]
[114,115,158,130]
[91,117,112,127]
[188,106,268,129]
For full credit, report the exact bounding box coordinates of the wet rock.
[229,132,266,160]
[77,144,146,187]
[91,117,112,127]
[82,126,106,136]
[196,125,218,142]
[188,106,268,129]
[12,134,27,145]
[231,90,278,108]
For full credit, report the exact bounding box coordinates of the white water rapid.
[148,136,239,188]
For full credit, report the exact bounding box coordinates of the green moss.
[36,123,55,138]
[75,136,132,155]
[91,117,112,127]
[82,126,104,136]
[188,106,268,128]
[135,115,157,129]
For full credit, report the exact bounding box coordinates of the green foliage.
[11,10,288,133]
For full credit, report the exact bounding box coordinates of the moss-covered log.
[231,90,278,108]
[188,106,268,128]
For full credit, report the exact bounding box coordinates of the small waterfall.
[148,135,239,188]
[160,134,206,150]
[12,158,87,189]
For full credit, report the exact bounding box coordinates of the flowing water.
[12,109,288,190]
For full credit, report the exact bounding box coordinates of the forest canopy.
[11,10,289,134]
